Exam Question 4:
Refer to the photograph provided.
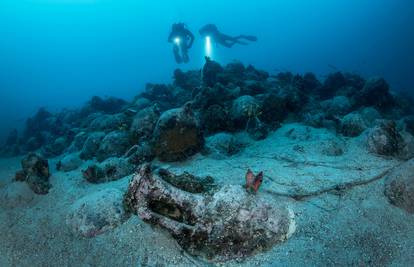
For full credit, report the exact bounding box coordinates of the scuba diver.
[168,23,195,64]
[199,24,258,48]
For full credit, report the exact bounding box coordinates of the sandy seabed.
[1,123,414,267]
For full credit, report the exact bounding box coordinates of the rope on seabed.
[264,162,403,201]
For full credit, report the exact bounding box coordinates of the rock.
[96,131,130,162]
[259,93,288,125]
[173,69,201,90]
[279,85,307,113]
[355,77,394,110]
[41,137,67,158]
[82,157,134,184]
[57,153,83,172]
[202,57,224,87]
[192,83,239,110]
[302,110,340,131]
[0,182,35,208]
[129,105,161,143]
[320,96,352,116]
[245,117,269,140]
[360,107,381,127]
[89,113,129,132]
[15,153,51,194]
[400,131,414,160]
[152,105,204,162]
[24,135,43,151]
[241,80,267,95]
[319,72,347,99]
[302,72,321,93]
[404,116,414,136]
[80,96,127,116]
[244,64,269,81]
[66,188,129,238]
[230,95,261,128]
[133,97,151,110]
[80,132,106,160]
[200,104,233,134]
[384,159,414,213]
[124,165,295,262]
[66,131,88,153]
[23,108,53,140]
[220,61,246,85]
[125,143,154,165]
[340,113,367,137]
[367,121,404,157]
[205,133,244,158]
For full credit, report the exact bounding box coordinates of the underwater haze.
[3,1,414,266]
[1,0,414,139]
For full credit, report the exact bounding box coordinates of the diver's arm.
[168,32,174,43]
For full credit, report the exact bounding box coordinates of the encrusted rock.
[230,95,261,128]
[360,107,381,127]
[57,153,83,172]
[355,77,394,110]
[41,137,67,158]
[259,93,287,125]
[152,105,204,162]
[125,142,155,165]
[384,159,414,213]
[200,104,232,134]
[80,131,106,160]
[340,112,367,137]
[96,131,130,162]
[202,57,224,87]
[132,97,151,110]
[367,121,404,157]
[66,131,88,153]
[89,113,129,132]
[67,188,129,237]
[129,105,161,143]
[404,116,414,136]
[15,153,51,194]
[82,157,134,184]
[321,96,352,116]
[124,164,296,262]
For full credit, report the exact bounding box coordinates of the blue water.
[1,0,413,139]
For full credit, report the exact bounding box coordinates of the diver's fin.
[243,35,258,42]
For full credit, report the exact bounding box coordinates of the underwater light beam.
[174,37,181,45]
[205,36,212,58]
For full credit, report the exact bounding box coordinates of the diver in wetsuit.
[168,23,195,63]
[199,24,257,48]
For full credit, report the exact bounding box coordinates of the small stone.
[66,188,129,238]
[384,159,414,213]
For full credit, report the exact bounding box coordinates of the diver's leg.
[234,35,258,42]
[173,44,182,63]
[181,45,189,63]
[223,41,235,48]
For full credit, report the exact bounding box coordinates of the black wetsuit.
[168,23,195,63]
[199,24,257,48]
